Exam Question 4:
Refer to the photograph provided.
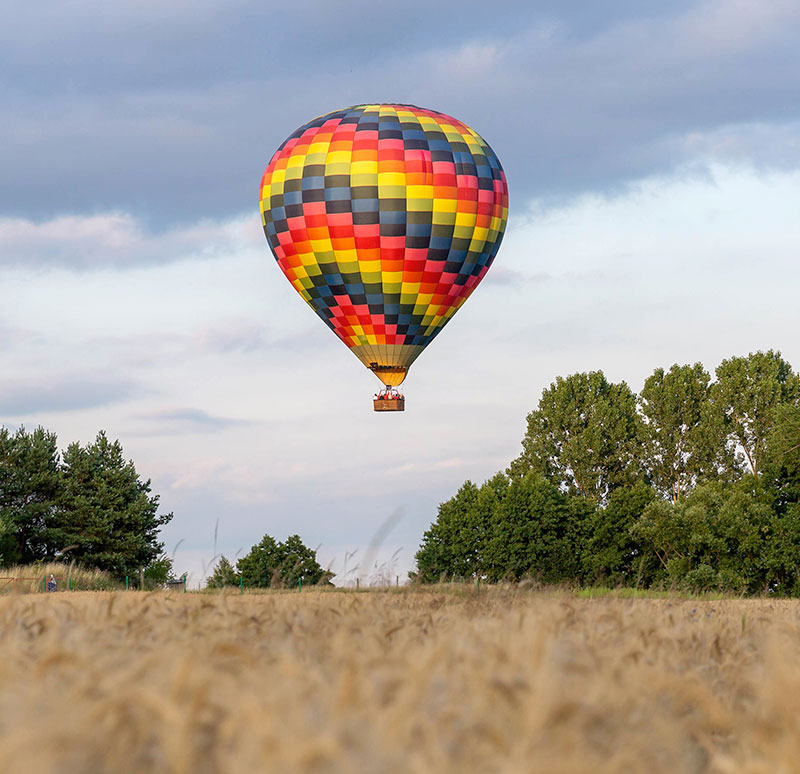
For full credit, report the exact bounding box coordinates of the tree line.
[414,350,800,594]
[0,427,173,581]
[207,534,331,589]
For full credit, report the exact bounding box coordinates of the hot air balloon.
[259,104,508,411]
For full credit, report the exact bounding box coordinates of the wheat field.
[0,587,798,773]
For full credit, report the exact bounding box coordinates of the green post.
[356,578,359,590]
[298,577,302,591]
[125,575,129,590]
[68,575,71,591]
[476,577,480,590]
[43,576,46,592]
[240,575,243,594]
[183,574,187,593]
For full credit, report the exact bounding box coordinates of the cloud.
[0,212,261,269]
[135,407,252,433]
[0,2,798,224]
[0,374,141,416]
[482,267,552,288]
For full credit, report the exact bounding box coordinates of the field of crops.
[0,587,798,773]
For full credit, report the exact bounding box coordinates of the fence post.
[396,575,399,587]
[125,576,129,590]
[68,575,71,591]
[356,578,359,590]
[298,578,302,591]
[43,576,46,592]
[239,575,243,594]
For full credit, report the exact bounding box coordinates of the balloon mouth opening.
[368,363,408,387]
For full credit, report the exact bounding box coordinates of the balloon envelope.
[259,104,508,387]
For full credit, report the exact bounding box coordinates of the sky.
[1,0,799,585]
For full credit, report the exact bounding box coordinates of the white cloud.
[0,212,261,269]
[679,0,800,56]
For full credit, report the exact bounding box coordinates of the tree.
[50,431,173,577]
[238,534,328,588]
[508,371,642,503]
[143,554,176,589]
[764,404,800,510]
[483,472,584,583]
[582,482,657,586]
[206,555,239,588]
[712,350,800,477]
[631,483,770,593]
[414,481,480,582]
[639,363,728,501]
[0,426,61,565]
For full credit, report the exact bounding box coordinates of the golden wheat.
[0,587,798,773]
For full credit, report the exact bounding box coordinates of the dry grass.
[0,562,117,592]
[0,587,798,773]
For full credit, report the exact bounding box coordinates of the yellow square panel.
[433,198,458,213]
[309,239,333,255]
[378,172,406,187]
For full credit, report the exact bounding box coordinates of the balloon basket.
[374,397,405,412]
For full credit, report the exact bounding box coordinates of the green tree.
[483,472,585,583]
[631,483,770,593]
[582,482,657,586]
[639,363,728,501]
[764,404,800,509]
[712,350,800,477]
[508,371,642,503]
[206,555,239,588]
[0,426,61,565]
[143,554,176,588]
[414,481,481,582]
[50,431,173,577]
[238,534,328,588]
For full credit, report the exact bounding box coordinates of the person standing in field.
[46,574,57,592]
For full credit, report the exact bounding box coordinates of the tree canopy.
[0,427,172,578]
[237,534,330,588]
[416,351,800,595]
[508,371,641,502]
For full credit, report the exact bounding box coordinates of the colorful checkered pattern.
[260,104,508,383]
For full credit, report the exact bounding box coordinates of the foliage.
[638,363,729,501]
[0,426,61,565]
[484,472,585,583]
[508,371,642,502]
[50,432,173,578]
[631,483,771,593]
[415,480,481,582]
[712,350,800,476]
[206,555,239,588]
[418,351,800,596]
[581,481,657,586]
[764,404,800,510]
[0,427,173,580]
[238,534,330,588]
[143,554,176,588]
